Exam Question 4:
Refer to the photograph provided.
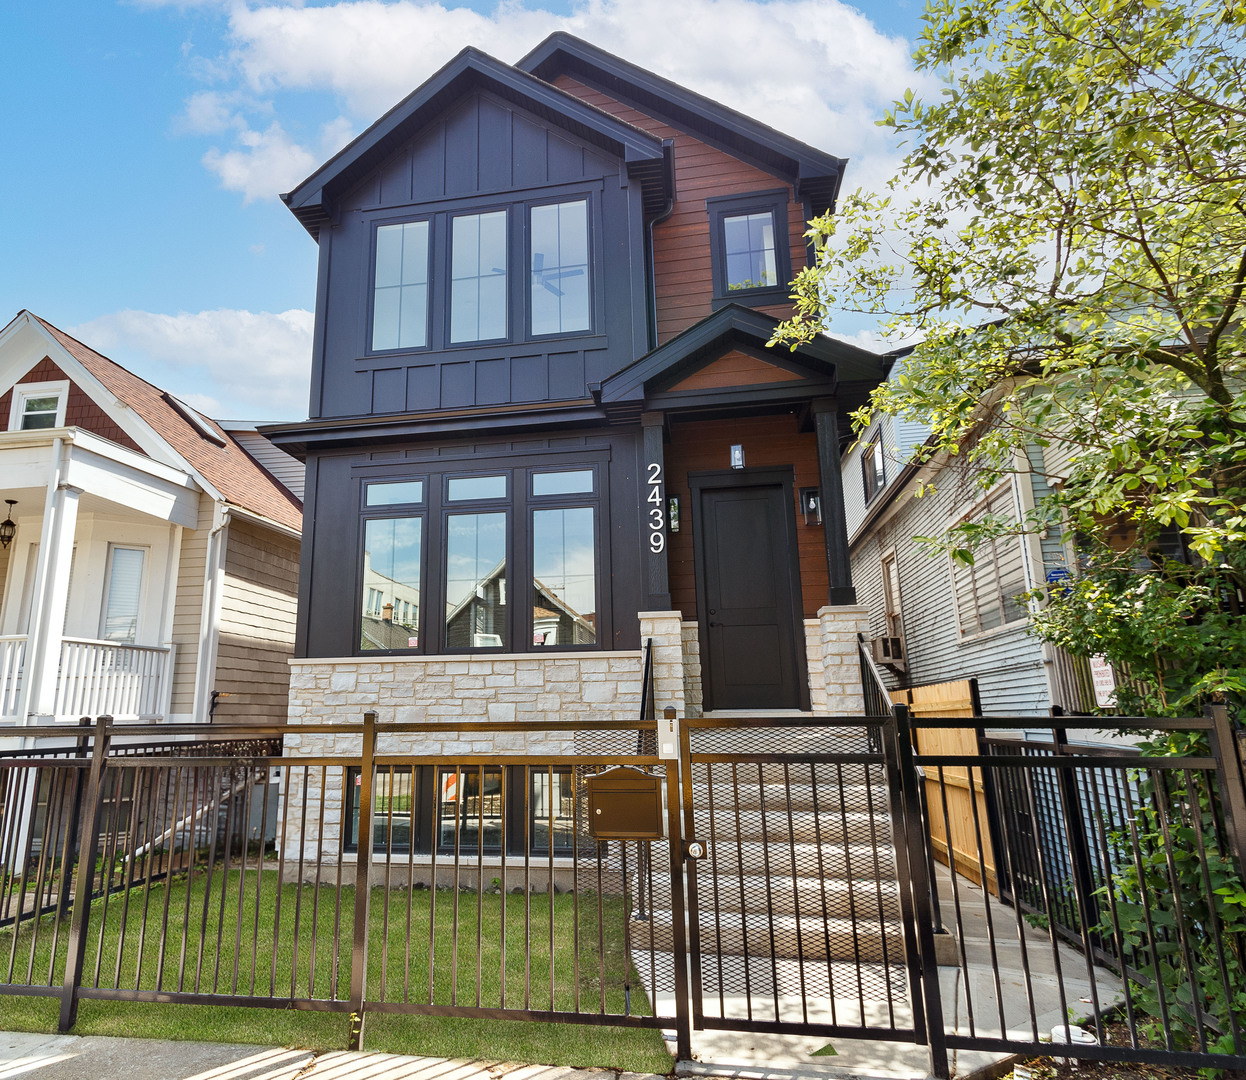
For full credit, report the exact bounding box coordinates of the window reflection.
[361,517,422,651]
[530,769,574,853]
[723,211,777,290]
[450,211,507,343]
[530,201,589,335]
[373,221,429,350]
[532,507,596,646]
[445,512,507,648]
[438,767,503,852]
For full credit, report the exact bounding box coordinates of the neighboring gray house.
[843,355,1094,716]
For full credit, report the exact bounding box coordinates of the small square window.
[706,190,792,309]
[372,220,430,352]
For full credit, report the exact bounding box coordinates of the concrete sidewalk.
[0,1032,685,1080]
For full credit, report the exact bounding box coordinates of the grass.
[0,863,673,1073]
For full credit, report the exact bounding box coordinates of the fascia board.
[282,47,665,227]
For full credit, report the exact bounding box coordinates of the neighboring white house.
[843,352,1094,715]
[0,310,304,735]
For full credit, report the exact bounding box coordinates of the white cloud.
[182,0,932,204]
[69,308,315,421]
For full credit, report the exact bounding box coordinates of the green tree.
[776,0,1246,716]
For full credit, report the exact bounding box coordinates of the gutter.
[644,141,677,352]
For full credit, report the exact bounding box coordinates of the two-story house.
[264,35,886,773]
[0,310,303,737]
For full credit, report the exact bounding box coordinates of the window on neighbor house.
[950,485,1029,637]
[358,464,601,656]
[344,764,575,856]
[9,382,68,431]
[100,546,145,643]
[706,190,791,307]
[862,435,886,503]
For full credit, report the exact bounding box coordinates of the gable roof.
[282,45,670,238]
[597,303,884,406]
[19,313,303,531]
[518,33,847,214]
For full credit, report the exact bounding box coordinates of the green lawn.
[0,865,672,1073]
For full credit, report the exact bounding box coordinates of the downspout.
[644,142,676,352]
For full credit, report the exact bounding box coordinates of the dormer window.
[9,381,69,431]
[707,189,792,309]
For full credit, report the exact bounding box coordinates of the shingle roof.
[32,314,303,532]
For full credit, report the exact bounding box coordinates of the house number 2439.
[646,462,665,553]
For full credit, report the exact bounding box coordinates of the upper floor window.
[368,194,595,356]
[372,220,430,351]
[450,210,508,343]
[706,190,791,309]
[9,381,69,431]
[530,200,589,336]
[862,434,886,503]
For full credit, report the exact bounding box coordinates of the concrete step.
[641,872,904,922]
[682,840,899,880]
[629,908,907,964]
[688,781,892,814]
[695,808,894,846]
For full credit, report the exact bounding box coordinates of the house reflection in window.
[532,507,596,646]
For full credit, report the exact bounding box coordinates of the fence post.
[57,717,93,920]
[348,711,377,1052]
[1207,704,1246,880]
[887,704,950,1080]
[59,714,111,1033]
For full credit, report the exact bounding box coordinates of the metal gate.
[676,714,944,1072]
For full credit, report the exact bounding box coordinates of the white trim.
[192,505,230,723]
[8,380,69,431]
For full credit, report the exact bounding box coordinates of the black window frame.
[861,433,886,505]
[343,764,576,857]
[353,455,607,657]
[363,186,600,358]
[706,188,792,309]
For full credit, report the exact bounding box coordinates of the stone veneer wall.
[281,651,644,866]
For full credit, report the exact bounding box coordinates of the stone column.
[818,604,871,715]
[638,611,686,718]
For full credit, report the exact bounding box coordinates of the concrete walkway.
[0,1032,686,1080]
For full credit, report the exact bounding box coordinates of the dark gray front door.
[695,479,803,711]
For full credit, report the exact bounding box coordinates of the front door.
[693,473,804,711]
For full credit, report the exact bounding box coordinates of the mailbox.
[585,766,665,840]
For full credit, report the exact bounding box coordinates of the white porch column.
[817,604,870,715]
[24,440,81,722]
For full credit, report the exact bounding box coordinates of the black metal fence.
[3,706,1246,1078]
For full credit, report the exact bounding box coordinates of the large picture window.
[357,461,604,655]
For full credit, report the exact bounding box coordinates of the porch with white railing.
[0,636,174,722]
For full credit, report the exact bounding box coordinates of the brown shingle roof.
[32,314,303,532]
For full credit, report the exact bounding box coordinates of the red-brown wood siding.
[668,348,803,392]
[553,76,808,343]
[0,357,145,453]
[664,414,828,620]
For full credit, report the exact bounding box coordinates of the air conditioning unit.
[870,635,906,671]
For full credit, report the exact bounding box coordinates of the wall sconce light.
[0,500,16,549]
[668,495,681,533]
[730,444,745,470]
[799,488,822,526]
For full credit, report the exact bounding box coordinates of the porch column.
[813,398,856,605]
[640,412,671,611]
[25,441,81,722]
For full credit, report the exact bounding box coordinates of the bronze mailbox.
[585,767,664,840]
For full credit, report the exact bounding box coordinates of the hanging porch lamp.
[0,500,16,549]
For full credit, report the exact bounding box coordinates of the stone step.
[640,872,903,922]
[682,840,899,880]
[694,808,894,846]
[629,908,907,964]
[688,781,892,814]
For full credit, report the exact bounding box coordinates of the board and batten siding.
[851,467,1053,716]
[215,518,299,723]
[168,495,213,719]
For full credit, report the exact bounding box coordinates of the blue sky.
[0,0,928,421]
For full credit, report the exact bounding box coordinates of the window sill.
[711,289,789,310]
